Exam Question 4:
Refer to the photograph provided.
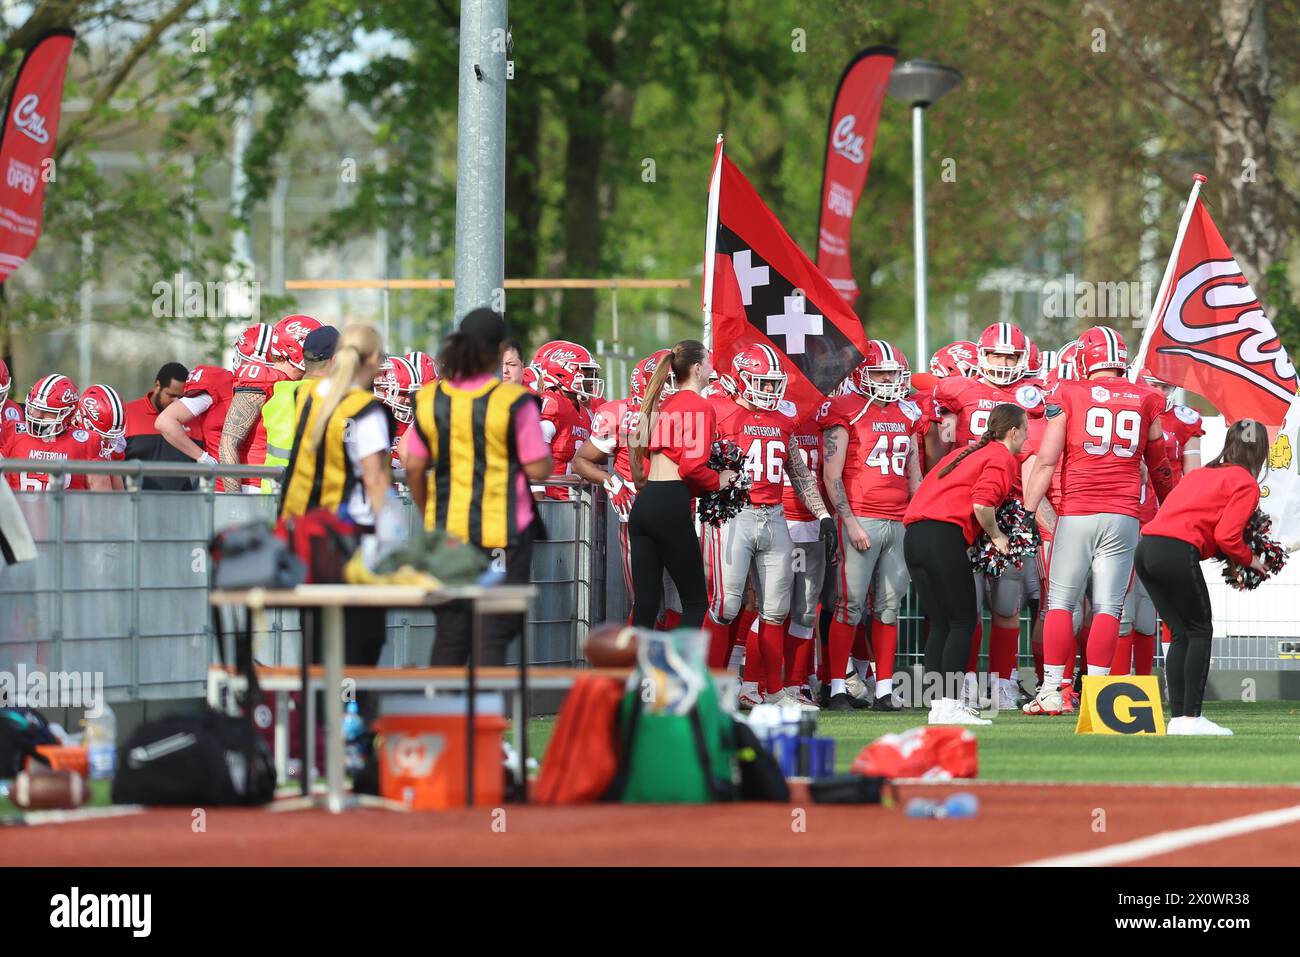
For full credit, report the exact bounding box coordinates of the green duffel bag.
[605,633,738,804]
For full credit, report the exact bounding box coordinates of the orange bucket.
[373,713,507,810]
[32,745,90,778]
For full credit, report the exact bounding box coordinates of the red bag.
[851,726,978,780]
[534,675,624,804]
[274,510,359,584]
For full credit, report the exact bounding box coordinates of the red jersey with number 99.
[818,392,921,520]
[714,396,794,507]
[1052,377,1164,518]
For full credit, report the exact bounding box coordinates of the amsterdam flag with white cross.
[706,149,870,411]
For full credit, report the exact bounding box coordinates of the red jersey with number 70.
[1051,377,1165,518]
[817,391,922,520]
[713,396,795,507]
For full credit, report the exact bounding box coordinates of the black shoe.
[818,686,832,708]
[828,692,857,712]
[871,694,903,712]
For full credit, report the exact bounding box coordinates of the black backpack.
[0,707,58,778]
[111,608,276,806]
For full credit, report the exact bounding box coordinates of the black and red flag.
[0,28,76,283]
[703,140,871,412]
[814,46,896,307]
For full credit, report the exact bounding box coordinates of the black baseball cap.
[460,307,507,346]
[303,325,340,361]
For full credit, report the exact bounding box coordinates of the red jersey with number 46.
[183,365,234,458]
[934,375,1045,447]
[782,407,827,521]
[589,397,639,484]
[714,396,794,507]
[3,424,98,491]
[540,390,592,500]
[1051,378,1164,518]
[818,392,921,520]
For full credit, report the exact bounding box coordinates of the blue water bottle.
[342,701,365,773]
[904,798,941,819]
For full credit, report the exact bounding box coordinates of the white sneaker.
[737,689,765,710]
[961,674,992,710]
[1023,686,1063,716]
[996,680,1020,711]
[1179,715,1234,736]
[929,697,992,726]
[770,688,819,712]
[788,688,822,711]
[845,673,874,701]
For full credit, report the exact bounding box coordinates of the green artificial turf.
[522,700,1300,786]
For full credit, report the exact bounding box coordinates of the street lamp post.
[888,59,961,366]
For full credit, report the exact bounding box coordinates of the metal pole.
[912,104,928,364]
[452,0,508,326]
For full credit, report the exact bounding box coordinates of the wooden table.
[209,584,536,813]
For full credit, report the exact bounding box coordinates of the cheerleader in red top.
[902,403,1028,726]
[1136,420,1269,736]
[628,340,736,630]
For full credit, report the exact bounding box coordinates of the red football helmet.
[1139,366,1176,411]
[379,356,419,423]
[1047,339,1081,382]
[0,357,11,405]
[233,323,275,371]
[1026,340,1042,379]
[73,384,126,441]
[270,331,305,371]
[929,341,978,379]
[1076,326,1128,378]
[404,350,437,386]
[631,349,673,402]
[732,344,787,411]
[272,314,321,344]
[25,374,79,439]
[522,362,543,393]
[535,340,604,400]
[854,340,910,402]
[977,322,1030,385]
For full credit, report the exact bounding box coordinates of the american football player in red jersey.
[405,350,438,387]
[218,331,305,492]
[1022,326,1174,716]
[71,384,128,490]
[2,374,108,492]
[532,340,600,501]
[0,358,22,444]
[572,350,682,626]
[273,314,321,345]
[819,341,923,711]
[378,355,419,473]
[159,323,278,466]
[931,322,1046,708]
[1140,367,1204,483]
[701,344,836,708]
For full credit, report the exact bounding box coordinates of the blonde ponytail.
[308,323,383,452]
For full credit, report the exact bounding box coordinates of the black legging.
[1134,535,1214,717]
[628,480,708,629]
[904,520,977,702]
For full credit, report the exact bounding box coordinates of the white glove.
[198,452,217,465]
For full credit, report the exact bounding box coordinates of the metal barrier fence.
[0,459,609,702]
[1,456,1293,707]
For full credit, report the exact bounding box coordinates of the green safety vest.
[261,378,307,492]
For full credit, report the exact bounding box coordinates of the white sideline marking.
[13,805,145,827]
[1018,803,1300,867]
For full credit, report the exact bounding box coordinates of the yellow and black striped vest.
[411,378,536,548]
[278,381,391,520]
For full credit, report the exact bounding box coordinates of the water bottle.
[904,797,942,819]
[942,792,979,819]
[342,702,366,773]
[85,705,118,780]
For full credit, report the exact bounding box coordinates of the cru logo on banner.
[831,114,865,164]
[1074,676,1167,735]
[12,93,50,144]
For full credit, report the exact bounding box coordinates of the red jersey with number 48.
[934,375,1045,447]
[713,396,794,507]
[2,424,98,491]
[818,392,921,520]
[184,365,234,458]
[589,397,639,484]
[540,390,592,500]
[782,407,827,521]
[1051,378,1165,518]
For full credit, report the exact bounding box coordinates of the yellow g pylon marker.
[1074,675,1166,735]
